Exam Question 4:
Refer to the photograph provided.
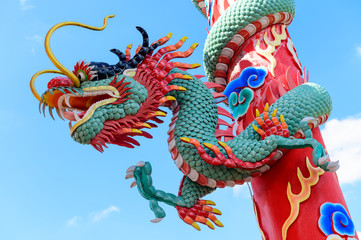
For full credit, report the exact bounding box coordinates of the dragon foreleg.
[126,162,223,229]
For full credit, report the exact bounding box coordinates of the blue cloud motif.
[223,67,268,98]
[318,202,356,237]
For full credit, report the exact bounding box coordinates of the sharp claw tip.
[136,161,145,167]
[125,172,134,179]
[191,222,201,231]
[130,181,137,188]
[150,218,163,223]
[214,220,224,227]
[126,165,136,173]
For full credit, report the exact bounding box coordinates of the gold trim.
[281,157,324,240]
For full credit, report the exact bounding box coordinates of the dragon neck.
[167,75,219,143]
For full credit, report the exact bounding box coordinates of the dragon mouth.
[41,86,120,134]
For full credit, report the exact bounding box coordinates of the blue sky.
[1,0,361,239]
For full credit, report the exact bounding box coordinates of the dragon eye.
[76,70,88,82]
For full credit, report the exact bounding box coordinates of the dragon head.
[30,15,200,152]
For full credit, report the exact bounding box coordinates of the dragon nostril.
[47,76,73,89]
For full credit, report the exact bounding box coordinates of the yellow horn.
[44,14,115,87]
[30,70,65,101]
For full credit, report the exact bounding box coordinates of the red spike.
[278,80,287,97]
[286,67,297,90]
[266,85,278,105]
[141,131,153,139]
[212,4,221,26]
[152,38,186,62]
[212,92,227,102]
[163,44,198,62]
[151,34,171,46]
[245,108,255,126]
[161,85,186,95]
[135,45,142,54]
[217,106,234,120]
[280,73,290,91]
[217,118,232,128]
[163,62,177,73]
[297,71,304,85]
[109,75,118,86]
[204,82,226,89]
[215,128,234,138]
[224,0,230,10]
[235,121,244,135]
[125,45,132,61]
[173,62,201,69]
[194,75,205,79]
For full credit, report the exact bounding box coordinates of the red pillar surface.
[252,128,359,240]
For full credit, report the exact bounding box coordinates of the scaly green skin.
[131,69,332,220]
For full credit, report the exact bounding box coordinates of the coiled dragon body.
[30,0,340,231]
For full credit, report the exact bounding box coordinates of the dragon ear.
[123,69,137,78]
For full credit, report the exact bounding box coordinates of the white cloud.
[20,0,35,10]
[357,232,360,237]
[26,35,43,44]
[67,216,80,226]
[233,183,253,198]
[91,206,120,222]
[357,46,361,57]
[321,116,361,184]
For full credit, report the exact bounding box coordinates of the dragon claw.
[126,165,136,173]
[318,154,329,166]
[254,104,289,139]
[125,172,135,179]
[150,218,163,223]
[130,180,137,188]
[136,161,145,167]
[200,200,215,206]
[327,160,340,172]
[177,199,223,230]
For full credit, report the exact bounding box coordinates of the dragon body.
[30,0,359,238]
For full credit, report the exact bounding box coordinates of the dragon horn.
[136,26,149,48]
[30,15,115,101]
[45,15,115,87]
[30,70,64,101]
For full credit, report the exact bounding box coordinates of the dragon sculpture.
[30,0,359,239]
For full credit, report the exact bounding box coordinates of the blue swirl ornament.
[318,202,356,237]
[223,67,268,98]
